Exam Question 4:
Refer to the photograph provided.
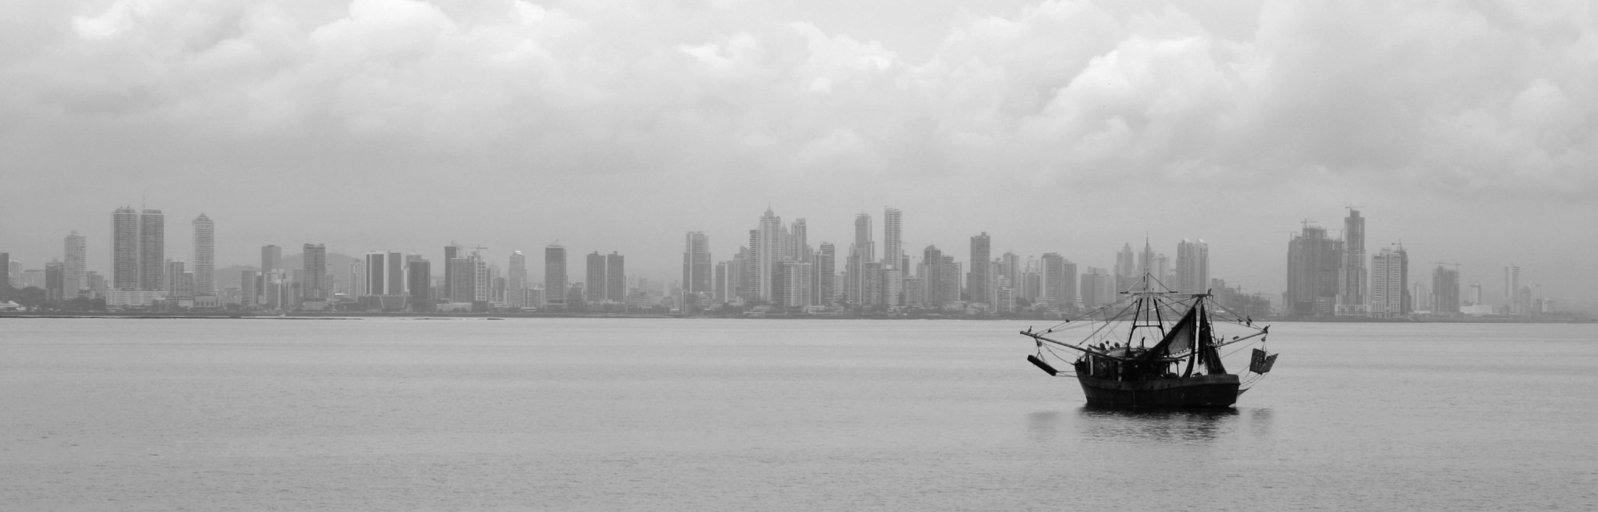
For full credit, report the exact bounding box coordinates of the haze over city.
[2,0,1594,313]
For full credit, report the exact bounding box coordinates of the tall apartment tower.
[302,244,326,301]
[969,232,991,307]
[1371,245,1409,317]
[682,232,711,295]
[112,207,139,290]
[883,207,902,270]
[1286,224,1343,316]
[606,252,625,305]
[1503,265,1520,312]
[365,252,404,296]
[192,214,214,296]
[847,213,874,305]
[1432,266,1460,314]
[585,252,607,303]
[1175,239,1209,293]
[64,230,86,297]
[137,209,164,291]
[755,208,782,301]
[545,244,567,308]
[1339,209,1367,312]
[507,251,527,308]
[817,242,835,305]
[261,245,282,274]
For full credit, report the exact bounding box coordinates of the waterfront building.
[301,244,326,301]
[969,233,991,310]
[137,209,164,291]
[1286,224,1343,317]
[1438,265,1463,313]
[508,251,527,308]
[112,207,139,290]
[545,244,566,308]
[1176,239,1209,293]
[682,232,711,297]
[1371,245,1409,317]
[407,257,431,311]
[606,252,625,305]
[1339,209,1368,314]
[192,214,214,297]
[64,231,86,297]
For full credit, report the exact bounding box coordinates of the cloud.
[3,0,1597,307]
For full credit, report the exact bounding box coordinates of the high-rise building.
[1286,224,1343,316]
[586,252,607,303]
[1503,265,1521,313]
[816,242,835,306]
[682,232,711,297]
[443,244,461,298]
[507,251,527,308]
[755,208,782,301]
[606,252,625,304]
[0,252,10,288]
[883,207,902,271]
[545,244,566,308]
[112,207,139,290]
[365,252,387,296]
[64,230,86,297]
[471,253,489,303]
[1080,267,1114,309]
[788,219,808,262]
[261,245,282,275]
[1371,246,1409,317]
[165,260,188,298]
[302,244,326,301]
[1115,243,1136,281]
[447,256,473,302]
[240,270,258,309]
[45,261,64,302]
[1175,239,1209,293]
[137,209,164,291]
[1041,253,1076,308]
[192,214,214,296]
[968,233,991,308]
[1431,265,1457,313]
[407,257,431,311]
[1339,209,1367,313]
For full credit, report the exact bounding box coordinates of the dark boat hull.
[1075,373,1240,408]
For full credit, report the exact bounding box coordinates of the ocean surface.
[2,317,1594,511]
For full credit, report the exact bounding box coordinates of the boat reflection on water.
[1068,406,1268,444]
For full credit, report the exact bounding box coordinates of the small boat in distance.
[1020,274,1278,408]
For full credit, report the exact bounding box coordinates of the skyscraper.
[1286,224,1343,316]
[545,244,566,308]
[1371,246,1409,317]
[137,209,164,291]
[586,252,607,303]
[365,252,388,296]
[1041,252,1076,308]
[606,252,625,305]
[754,208,782,301]
[817,242,835,305]
[112,207,139,290]
[407,257,431,311]
[1432,266,1460,314]
[64,230,85,297]
[443,244,461,298]
[508,251,527,308]
[1175,239,1209,293]
[192,214,214,296]
[1339,209,1367,313]
[883,207,902,271]
[261,245,282,275]
[682,232,711,296]
[303,244,327,301]
[969,233,991,308]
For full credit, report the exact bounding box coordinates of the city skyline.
[1,1,1593,312]
[0,202,1575,315]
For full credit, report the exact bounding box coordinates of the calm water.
[2,318,1594,510]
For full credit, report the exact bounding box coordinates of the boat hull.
[1075,373,1240,408]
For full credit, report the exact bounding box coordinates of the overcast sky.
[2,0,1594,311]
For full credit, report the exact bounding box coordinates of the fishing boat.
[1020,274,1278,408]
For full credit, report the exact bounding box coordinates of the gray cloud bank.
[2,0,1595,310]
